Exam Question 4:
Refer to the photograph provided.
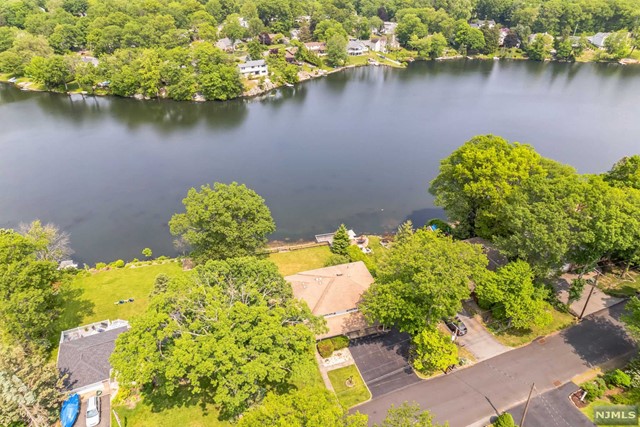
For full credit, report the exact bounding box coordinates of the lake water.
[1,60,639,265]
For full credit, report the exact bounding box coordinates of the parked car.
[85,395,101,427]
[444,317,467,336]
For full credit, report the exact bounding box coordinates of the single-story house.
[238,59,268,77]
[347,39,368,56]
[470,19,496,29]
[287,261,377,340]
[57,319,130,394]
[587,32,611,49]
[80,55,99,67]
[216,37,241,52]
[304,41,327,56]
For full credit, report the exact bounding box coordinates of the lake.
[1,59,639,265]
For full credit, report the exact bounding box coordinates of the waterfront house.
[366,36,386,52]
[287,262,378,339]
[216,37,241,52]
[347,39,368,56]
[57,319,129,394]
[238,59,269,77]
[304,41,327,56]
[587,32,611,49]
[499,28,510,46]
[470,19,496,29]
[285,47,299,63]
[382,21,397,35]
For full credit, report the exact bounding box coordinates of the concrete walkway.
[555,273,624,318]
[457,310,510,362]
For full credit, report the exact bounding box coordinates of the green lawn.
[269,246,332,276]
[580,398,640,427]
[56,262,183,332]
[327,365,371,409]
[599,269,640,297]
[489,306,575,347]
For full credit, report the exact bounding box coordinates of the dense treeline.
[1,0,639,100]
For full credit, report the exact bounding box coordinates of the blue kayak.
[60,393,80,427]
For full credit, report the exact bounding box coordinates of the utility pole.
[520,383,536,427]
[579,272,599,321]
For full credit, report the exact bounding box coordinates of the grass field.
[489,306,575,347]
[56,262,183,333]
[268,245,333,276]
[327,365,371,409]
[579,398,640,426]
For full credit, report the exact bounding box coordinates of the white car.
[85,395,101,427]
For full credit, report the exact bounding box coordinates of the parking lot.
[349,330,422,398]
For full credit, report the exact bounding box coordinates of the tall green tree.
[412,328,458,374]
[331,224,351,256]
[373,402,448,427]
[169,182,275,263]
[475,261,552,330]
[0,229,60,347]
[0,343,65,427]
[111,257,322,417]
[429,135,544,238]
[361,229,488,334]
[605,155,640,189]
[326,33,348,67]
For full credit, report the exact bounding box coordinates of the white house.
[587,32,611,49]
[366,37,387,52]
[238,59,268,77]
[347,39,368,56]
[382,21,397,35]
[470,19,496,29]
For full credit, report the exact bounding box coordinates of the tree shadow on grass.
[48,284,95,348]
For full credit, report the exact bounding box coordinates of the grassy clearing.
[327,365,371,409]
[579,397,640,427]
[489,306,575,347]
[269,245,333,276]
[599,269,640,297]
[57,262,183,329]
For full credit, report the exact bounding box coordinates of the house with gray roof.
[238,59,268,77]
[347,39,368,56]
[57,319,129,394]
[587,32,611,49]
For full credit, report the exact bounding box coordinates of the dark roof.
[464,237,508,271]
[57,326,129,390]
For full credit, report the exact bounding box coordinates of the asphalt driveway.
[354,303,636,426]
[349,330,422,398]
[74,394,110,427]
[457,310,510,361]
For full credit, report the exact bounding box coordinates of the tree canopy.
[110,257,323,417]
[361,229,488,334]
[331,223,351,256]
[169,182,276,263]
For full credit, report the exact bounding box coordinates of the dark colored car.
[444,317,468,336]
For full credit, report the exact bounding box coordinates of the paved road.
[505,383,595,427]
[457,311,509,362]
[353,304,636,427]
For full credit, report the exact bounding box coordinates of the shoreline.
[1,54,637,102]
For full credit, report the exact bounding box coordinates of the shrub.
[112,259,125,268]
[626,357,640,388]
[95,262,107,270]
[604,369,631,389]
[330,335,349,350]
[317,340,334,358]
[324,254,350,267]
[610,388,640,405]
[582,378,607,402]
[493,412,515,427]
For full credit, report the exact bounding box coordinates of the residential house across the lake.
[238,59,268,77]
[470,19,496,29]
[216,37,241,52]
[587,32,611,49]
[366,36,387,52]
[347,39,368,56]
[304,41,327,56]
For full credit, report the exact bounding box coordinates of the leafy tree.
[0,343,65,427]
[18,219,74,263]
[373,402,448,427]
[110,257,321,417]
[429,135,544,238]
[554,37,574,60]
[412,328,458,374]
[198,64,243,100]
[395,220,414,244]
[622,297,640,341]
[605,155,640,189]
[314,20,347,42]
[247,39,264,60]
[361,229,488,334]
[0,26,17,52]
[169,182,275,263]
[454,20,485,53]
[331,224,351,256]
[239,387,368,426]
[429,33,448,58]
[222,13,246,46]
[326,33,348,67]
[396,13,427,46]
[503,30,520,48]
[61,0,88,15]
[480,24,500,54]
[527,33,553,60]
[149,273,170,298]
[0,229,60,347]
[604,30,631,60]
[475,261,552,330]
[142,247,153,258]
